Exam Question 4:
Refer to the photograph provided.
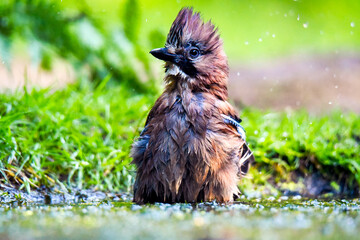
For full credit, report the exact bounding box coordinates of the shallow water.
[1,195,360,240]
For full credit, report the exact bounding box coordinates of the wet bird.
[131,7,254,204]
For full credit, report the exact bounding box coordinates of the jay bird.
[131,7,254,204]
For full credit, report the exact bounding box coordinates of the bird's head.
[150,7,229,98]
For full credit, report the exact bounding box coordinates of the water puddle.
[1,191,359,240]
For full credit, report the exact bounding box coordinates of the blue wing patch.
[221,114,246,141]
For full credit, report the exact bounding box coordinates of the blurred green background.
[2,0,360,67]
[65,0,360,60]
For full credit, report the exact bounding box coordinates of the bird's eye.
[189,48,200,59]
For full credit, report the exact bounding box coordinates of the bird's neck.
[164,74,228,101]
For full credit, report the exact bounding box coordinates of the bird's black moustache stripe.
[175,57,198,77]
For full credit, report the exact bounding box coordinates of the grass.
[0,78,156,193]
[242,109,360,196]
[0,79,359,195]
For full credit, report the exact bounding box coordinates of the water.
[1,195,360,240]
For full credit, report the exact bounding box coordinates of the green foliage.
[0,0,160,92]
[0,79,155,192]
[242,109,360,189]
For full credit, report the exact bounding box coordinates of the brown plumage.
[131,7,254,204]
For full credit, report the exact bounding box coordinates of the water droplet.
[244,41,249,45]
[297,15,300,21]
[350,22,355,28]
[272,34,276,38]
[268,196,276,201]
[303,22,309,28]
[258,38,263,42]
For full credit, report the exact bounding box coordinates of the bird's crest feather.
[166,7,222,52]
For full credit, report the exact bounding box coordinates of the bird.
[131,7,254,204]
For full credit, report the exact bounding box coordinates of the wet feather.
[131,7,254,204]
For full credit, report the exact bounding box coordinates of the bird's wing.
[131,106,155,165]
[221,114,246,141]
[140,107,155,136]
[221,114,254,177]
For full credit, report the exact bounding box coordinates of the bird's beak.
[150,48,178,63]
